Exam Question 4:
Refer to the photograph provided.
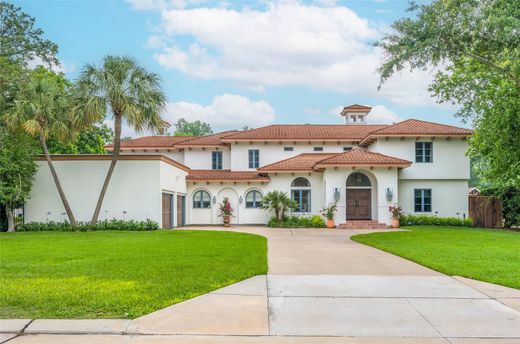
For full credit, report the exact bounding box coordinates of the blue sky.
[15,0,466,136]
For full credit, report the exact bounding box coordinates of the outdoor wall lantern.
[333,188,341,202]
[385,188,393,202]
[212,196,217,204]
[239,196,243,204]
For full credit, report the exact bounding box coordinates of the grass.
[352,226,520,290]
[0,230,267,319]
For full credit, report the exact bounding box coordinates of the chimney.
[340,104,371,124]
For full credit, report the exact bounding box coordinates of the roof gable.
[314,149,411,168]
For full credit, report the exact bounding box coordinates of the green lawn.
[352,226,520,289]
[0,230,267,319]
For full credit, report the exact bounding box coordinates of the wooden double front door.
[346,189,371,220]
[162,193,186,228]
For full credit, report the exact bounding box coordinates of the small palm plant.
[262,191,297,221]
[4,72,81,225]
[74,55,167,224]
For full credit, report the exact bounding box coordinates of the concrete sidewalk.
[2,227,519,343]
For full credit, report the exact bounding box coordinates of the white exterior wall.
[369,138,470,180]
[26,160,162,224]
[186,172,324,225]
[230,142,356,171]
[184,148,231,170]
[398,180,468,218]
[122,149,185,164]
[160,161,189,227]
[323,167,399,225]
[26,159,188,227]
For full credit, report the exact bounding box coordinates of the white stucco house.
[25,105,472,228]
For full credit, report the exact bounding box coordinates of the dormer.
[340,104,371,124]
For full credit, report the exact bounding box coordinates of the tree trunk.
[40,133,77,225]
[6,202,15,232]
[91,113,122,225]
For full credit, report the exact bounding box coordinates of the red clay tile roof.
[258,153,337,172]
[106,136,199,149]
[360,119,472,145]
[175,131,239,147]
[187,170,270,182]
[342,104,372,112]
[221,125,387,142]
[314,149,411,168]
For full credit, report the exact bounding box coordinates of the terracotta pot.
[223,215,231,227]
[327,219,335,229]
[391,217,400,228]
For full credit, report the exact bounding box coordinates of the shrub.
[17,219,159,232]
[400,214,473,227]
[267,215,325,228]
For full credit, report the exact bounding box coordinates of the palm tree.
[262,191,297,221]
[74,55,167,224]
[3,74,78,225]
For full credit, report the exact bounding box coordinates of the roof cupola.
[340,104,371,124]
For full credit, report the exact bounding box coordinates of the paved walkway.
[2,227,520,343]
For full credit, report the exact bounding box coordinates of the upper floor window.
[284,147,294,151]
[343,146,352,152]
[193,190,211,209]
[212,151,223,170]
[415,142,433,163]
[245,190,263,208]
[313,147,323,152]
[248,149,260,168]
[414,189,432,212]
[291,177,311,212]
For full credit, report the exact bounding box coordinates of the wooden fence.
[468,195,503,228]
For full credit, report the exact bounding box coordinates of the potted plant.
[389,204,404,228]
[321,203,338,229]
[218,197,234,227]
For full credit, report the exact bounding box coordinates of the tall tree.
[3,71,79,225]
[173,118,213,136]
[47,123,113,154]
[0,125,38,231]
[75,55,167,224]
[377,0,520,187]
[0,2,58,66]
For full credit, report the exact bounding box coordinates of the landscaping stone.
[24,320,131,334]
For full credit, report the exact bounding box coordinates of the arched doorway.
[346,172,372,220]
[217,188,239,224]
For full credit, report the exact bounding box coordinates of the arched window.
[291,177,311,212]
[245,190,263,208]
[346,172,371,187]
[193,190,211,209]
[291,177,311,188]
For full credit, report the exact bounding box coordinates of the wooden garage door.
[346,189,371,220]
[162,193,173,229]
[177,195,185,227]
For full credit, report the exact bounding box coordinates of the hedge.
[17,219,159,232]
[268,215,325,228]
[401,214,473,227]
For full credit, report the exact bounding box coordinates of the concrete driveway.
[2,227,520,344]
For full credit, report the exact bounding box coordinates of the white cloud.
[366,104,402,124]
[141,2,440,107]
[304,106,321,115]
[164,93,276,130]
[28,57,77,74]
